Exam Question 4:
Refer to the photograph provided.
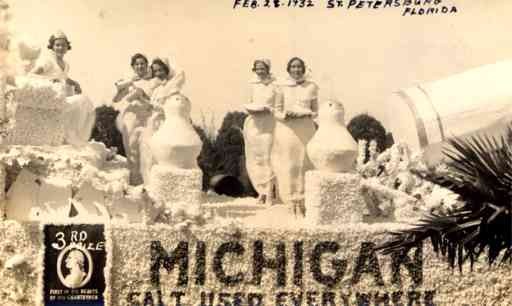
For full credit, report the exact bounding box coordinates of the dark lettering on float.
[306,291,319,305]
[248,293,264,306]
[351,242,385,286]
[293,241,304,287]
[213,241,246,286]
[391,291,404,306]
[170,291,185,306]
[150,241,189,288]
[356,292,371,305]
[310,241,347,287]
[391,243,423,286]
[143,291,153,306]
[200,291,214,306]
[127,292,141,306]
[290,291,303,305]
[424,290,437,306]
[218,292,232,306]
[275,292,287,306]
[339,291,351,306]
[252,240,287,287]
[195,241,206,285]
[322,291,336,306]
[374,291,391,304]
[408,290,422,305]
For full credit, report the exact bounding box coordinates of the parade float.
[0,5,511,306]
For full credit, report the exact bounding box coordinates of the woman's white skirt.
[270,117,315,203]
[243,114,275,195]
[63,94,96,147]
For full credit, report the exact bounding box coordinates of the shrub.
[90,105,125,156]
[193,111,257,197]
[347,113,392,153]
[193,113,219,191]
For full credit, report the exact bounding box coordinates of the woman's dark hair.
[151,58,170,78]
[47,35,72,51]
[131,53,148,67]
[286,57,306,74]
[252,60,270,73]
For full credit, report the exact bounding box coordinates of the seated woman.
[138,57,186,184]
[112,53,159,185]
[30,31,96,147]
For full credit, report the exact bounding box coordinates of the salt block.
[74,181,106,217]
[110,186,160,223]
[111,195,145,223]
[5,81,69,146]
[305,170,365,225]
[5,169,71,221]
[5,106,65,146]
[147,165,203,207]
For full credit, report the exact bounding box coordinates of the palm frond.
[377,127,512,270]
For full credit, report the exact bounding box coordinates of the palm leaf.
[377,127,512,270]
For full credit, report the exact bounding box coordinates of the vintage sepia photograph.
[0,0,511,305]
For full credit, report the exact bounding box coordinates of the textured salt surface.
[1,217,510,305]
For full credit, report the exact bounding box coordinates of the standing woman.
[112,53,157,185]
[243,59,277,205]
[31,31,96,147]
[271,57,318,216]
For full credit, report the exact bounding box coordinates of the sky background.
[7,0,512,128]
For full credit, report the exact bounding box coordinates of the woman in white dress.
[271,57,318,216]
[138,57,186,184]
[243,59,277,205]
[30,31,96,147]
[112,53,160,185]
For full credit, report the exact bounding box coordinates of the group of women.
[24,31,319,215]
[112,53,185,185]
[244,57,319,215]
[113,54,320,215]
[21,31,185,185]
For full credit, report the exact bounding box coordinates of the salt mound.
[2,142,129,221]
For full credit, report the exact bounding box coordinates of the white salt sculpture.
[304,100,364,224]
[149,93,201,169]
[144,93,203,206]
[307,99,358,172]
